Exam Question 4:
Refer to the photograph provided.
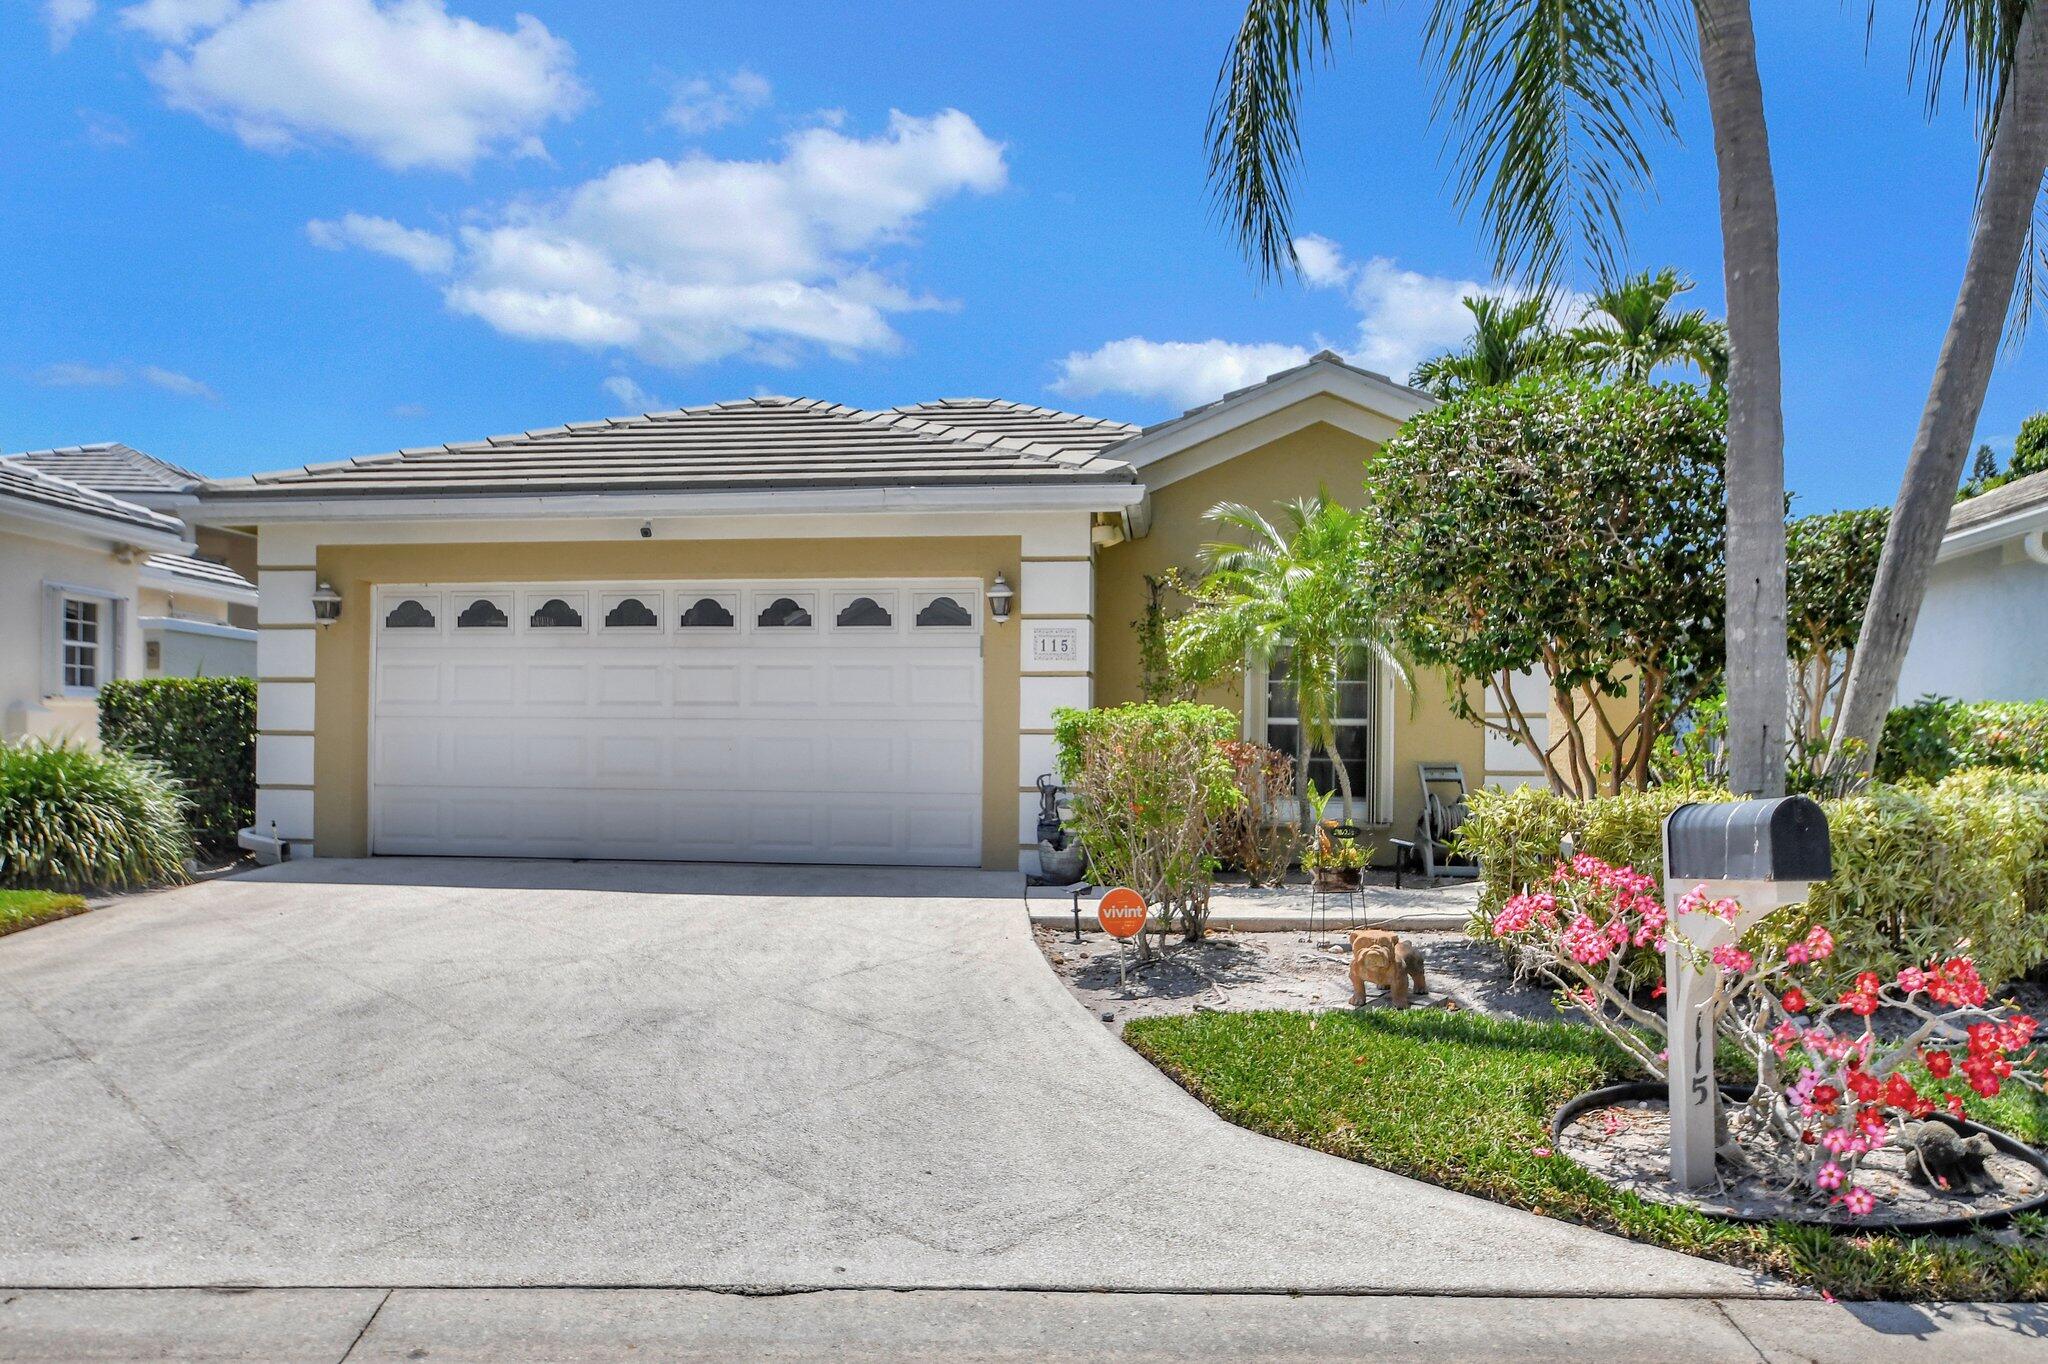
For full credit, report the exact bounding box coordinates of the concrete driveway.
[0,860,1769,1295]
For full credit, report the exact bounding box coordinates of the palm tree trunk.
[1830,8,2048,775]
[1326,733,1356,826]
[1695,0,1789,798]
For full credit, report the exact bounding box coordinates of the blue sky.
[4,0,2043,514]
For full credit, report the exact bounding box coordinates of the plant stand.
[1307,873,1364,943]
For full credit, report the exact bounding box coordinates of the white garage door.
[369,579,984,866]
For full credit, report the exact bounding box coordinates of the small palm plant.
[1566,267,1728,388]
[1167,495,1407,828]
[1409,294,1563,398]
[0,739,193,891]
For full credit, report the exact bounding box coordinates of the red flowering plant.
[1492,856,2046,1215]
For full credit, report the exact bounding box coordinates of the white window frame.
[44,583,126,700]
[1243,647,1397,827]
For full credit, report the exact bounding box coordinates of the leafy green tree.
[1209,0,2048,800]
[1165,495,1406,826]
[1409,294,1562,398]
[1567,267,1728,387]
[2013,412,2048,479]
[1364,378,1726,796]
[1785,507,1890,752]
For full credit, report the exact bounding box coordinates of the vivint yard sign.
[1030,625,1078,664]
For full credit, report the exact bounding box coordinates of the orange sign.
[1097,886,1148,939]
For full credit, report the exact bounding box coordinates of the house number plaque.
[1029,625,1078,663]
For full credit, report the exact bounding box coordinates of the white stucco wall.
[1896,542,2048,703]
[0,524,146,742]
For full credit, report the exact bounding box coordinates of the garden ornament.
[1896,1121,2001,1195]
[1347,929,1428,1010]
[1661,797,1831,1190]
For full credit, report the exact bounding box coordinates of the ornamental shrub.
[1878,696,2048,783]
[99,676,255,852]
[1460,771,2048,992]
[0,739,192,890]
[1053,703,1240,947]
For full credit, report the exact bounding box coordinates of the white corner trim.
[1113,360,1435,475]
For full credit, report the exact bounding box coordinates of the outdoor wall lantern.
[987,571,1014,623]
[311,580,343,626]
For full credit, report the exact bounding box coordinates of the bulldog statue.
[1348,929,1428,1009]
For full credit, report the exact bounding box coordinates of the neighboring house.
[9,444,259,678]
[1896,468,2048,704]
[0,459,192,741]
[194,352,1529,869]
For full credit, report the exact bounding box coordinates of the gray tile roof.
[207,396,1137,501]
[890,398,1140,456]
[1949,468,2048,535]
[9,442,204,495]
[142,552,256,595]
[0,458,188,538]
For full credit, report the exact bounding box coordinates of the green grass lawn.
[0,888,88,937]
[1125,1008,2048,1300]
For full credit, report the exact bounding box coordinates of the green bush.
[1052,703,1240,943]
[1459,770,2048,990]
[0,739,192,891]
[99,676,255,851]
[1878,695,2048,783]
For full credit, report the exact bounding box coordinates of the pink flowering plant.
[1492,855,2046,1216]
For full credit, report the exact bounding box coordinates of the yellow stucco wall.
[1093,415,1486,855]
[305,536,1020,867]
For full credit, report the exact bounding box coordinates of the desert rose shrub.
[0,739,192,891]
[1053,703,1240,949]
[1879,697,2048,783]
[99,676,255,852]
[1492,856,2045,1220]
[1461,771,2048,991]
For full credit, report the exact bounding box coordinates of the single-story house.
[0,459,193,741]
[1897,467,2048,705]
[10,443,259,679]
[195,352,1550,870]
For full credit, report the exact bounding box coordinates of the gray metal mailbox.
[1660,795,1832,1190]
[1664,795,1832,884]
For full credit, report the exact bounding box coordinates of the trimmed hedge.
[1457,770,2048,992]
[1879,696,2048,783]
[99,676,255,851]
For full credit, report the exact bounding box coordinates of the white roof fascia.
[0,500,193,557]
[190,481,1145,527]
[1937,500,2048,563]
[139,616,258,642]
[1112,360,1436,474]
[138,561,261,607]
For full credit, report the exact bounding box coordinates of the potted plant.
[1304,839,1366,891]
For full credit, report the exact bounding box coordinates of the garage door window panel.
[526,594,586,631]
[602,593,662,630]
[679,594,737,630]
[755,593,814,629]
[913,593,974,629]
[832,592,896,629]
[384,596,440,631]
[455,595,511,629]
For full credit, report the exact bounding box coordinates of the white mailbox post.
[1660,797,1831,1190]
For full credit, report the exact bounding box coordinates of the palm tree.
[1831,5,2048,774]
[1208,0,1790,795]
[1409,294,1562,397]
[1568,267,1729,386]
[1166,495,1408,828]
[1207,0,2048,796]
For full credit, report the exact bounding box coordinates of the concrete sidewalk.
[1,1288,2041,1362]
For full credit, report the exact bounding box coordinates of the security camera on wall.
[640,521,652,539]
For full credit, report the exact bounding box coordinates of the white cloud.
[77,108,134,147]
[130,0,585,171]
[601,375,665,412]
[307,213,455,274]
[1052,339,1313,410]
[1054,238,1540,408]
[139,365,219,400]
[321,108,1007,369]
[665,69,771,134]
[34,361,128,388]
[120,0,233,42]
[1291,233,1352,290]
[33,360,217,400]
[44,0,96,50]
